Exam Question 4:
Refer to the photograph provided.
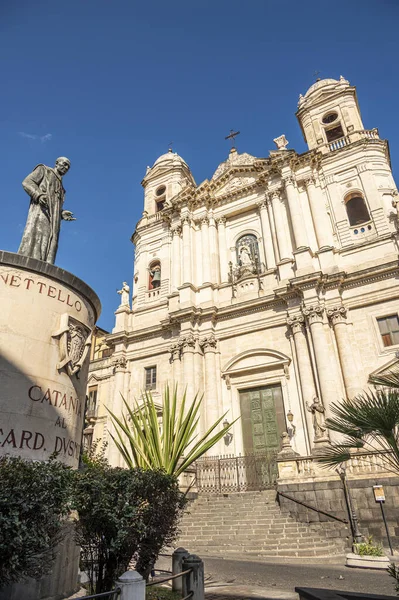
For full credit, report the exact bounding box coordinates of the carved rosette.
[179,334,196,351]
[199,334,217,353]
[169,341,181,362]
[302,304,324,325]
[286,314,305,335]
[327,306,347,326]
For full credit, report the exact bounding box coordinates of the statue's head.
[54,157,71,176]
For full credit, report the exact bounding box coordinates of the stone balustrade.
[321,128,379,153]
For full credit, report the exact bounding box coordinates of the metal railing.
[73,588,120,599]
[195,452,278,493]
[277,490,348,524]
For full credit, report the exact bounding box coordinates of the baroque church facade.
[87,76,399,472]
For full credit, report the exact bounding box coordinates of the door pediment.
[222,349,290,377]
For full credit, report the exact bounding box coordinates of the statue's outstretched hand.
[62,210,76,221]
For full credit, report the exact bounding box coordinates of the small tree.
[317,389,399,474]
[0,456,72,589]
[72,453,186,592]
[108,385,235,476]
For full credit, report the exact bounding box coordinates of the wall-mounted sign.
[373,485,385,502]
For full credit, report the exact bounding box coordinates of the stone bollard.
[172,547,190,593]
[116,570,145,600]
[182,554,204,600]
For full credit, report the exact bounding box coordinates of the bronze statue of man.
[18,157,75,264]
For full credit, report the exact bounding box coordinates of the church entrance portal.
[195,384,284,493]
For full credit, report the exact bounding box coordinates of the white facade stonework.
[88,77,399,466]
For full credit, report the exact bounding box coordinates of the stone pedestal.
[0,251,101,600]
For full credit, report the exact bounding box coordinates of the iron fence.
[195,452,278,493]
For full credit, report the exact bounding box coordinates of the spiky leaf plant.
[317,389,399,475]
[107,385,236,477]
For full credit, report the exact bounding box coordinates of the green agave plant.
[107,385,236,477]
[317,389,399,475]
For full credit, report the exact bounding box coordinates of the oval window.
[322,112,338,124]
[156,185,166,197]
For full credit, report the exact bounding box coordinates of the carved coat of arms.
[52,314,92,377]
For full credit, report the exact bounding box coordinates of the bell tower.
[296,76,364,152]
[141,149,196,215]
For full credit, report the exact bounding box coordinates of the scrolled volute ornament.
[327,305,347,325]
[286,314,305,334]
[302,304,324,324]
[199,334,217,352]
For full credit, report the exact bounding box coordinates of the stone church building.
[87,76,399,488]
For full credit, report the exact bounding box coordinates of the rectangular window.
[145,366,157,390]
[377,315,399,347]
[88,387,98,412]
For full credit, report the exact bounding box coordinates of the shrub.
[72,454,186,593]
[353,536,384,557]
[0,456,72,589]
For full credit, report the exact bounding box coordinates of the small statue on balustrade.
[306,396,328,441]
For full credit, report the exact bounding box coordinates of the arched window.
[155,185,166,213]
[236,234,260,269]
[345,193,371,226]
[148,261,161,290]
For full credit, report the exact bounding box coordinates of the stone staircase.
[177,490,346,558]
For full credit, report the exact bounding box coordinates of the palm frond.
[369,366,399,389]
[107,385,238,479]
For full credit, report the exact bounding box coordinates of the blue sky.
[1,0,398,330]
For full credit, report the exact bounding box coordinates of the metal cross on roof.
[225,129,240,149]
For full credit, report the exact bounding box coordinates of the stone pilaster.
[257,200,276,269]
[270,190,292,261]
[171,226,181,291]
[169,341,182,388]
[304,177,334,250]
[286,314,317,449]
[209,213,219,284]
[199,334,219,429]
[283,175,308,249]
[327,306,361,399]
[217,217,229,282]
[181,216,192,284]
[200,216,211,284]
[179,334,196,402]
[109,356,128,466]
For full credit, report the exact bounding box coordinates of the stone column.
[286,315,317,448]
[266,195,280,262]
[201,216,211,284]
[110,357,128,466]
[283,175,308,249]
[270,191,292,260]
[217,217,229,282]
[327,306,361,399]
[171,226,181,291]
[257,200,276,269]
[305,177,334,249]
[180,334,196,402]
[181,217,192,284]
[302,305,337,427]
[169,341,182,389]
[199,334,219,430]
[209,213,219,284]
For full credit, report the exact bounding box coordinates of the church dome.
[304,78,339,98]
[152,149,188,169]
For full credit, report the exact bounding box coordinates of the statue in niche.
[18,157,75,264]
[117,281,130,307]
[306,396,327,440]
[239,244,253,267]
[149,264,161,289]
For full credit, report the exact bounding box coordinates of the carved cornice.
[302,304,324,324]
[199,334,217,352]
[327,305,347,325]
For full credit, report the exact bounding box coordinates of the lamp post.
[336,464,363,545]
[222,419,233,446]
